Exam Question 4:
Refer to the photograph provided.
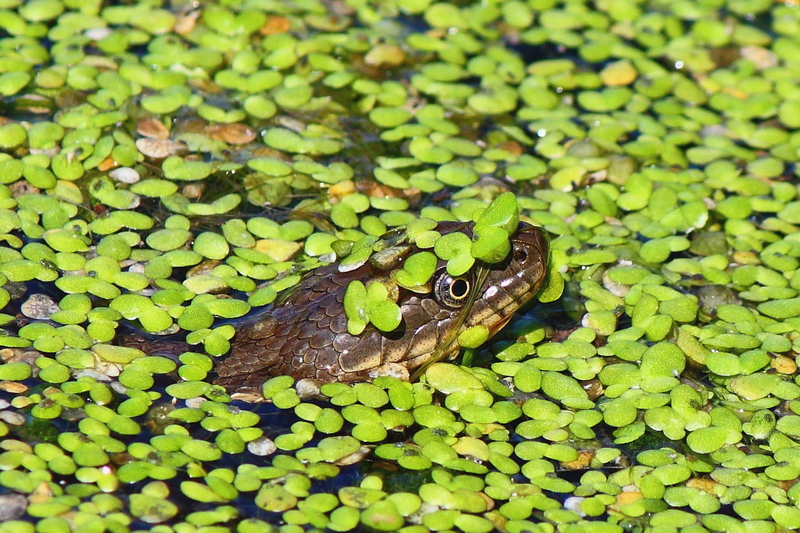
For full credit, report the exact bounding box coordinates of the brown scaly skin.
[124,221,548,392]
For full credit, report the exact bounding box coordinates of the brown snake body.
[124,221,548,391]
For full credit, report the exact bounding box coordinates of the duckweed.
[0,0,799,531]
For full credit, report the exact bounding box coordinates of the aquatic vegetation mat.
[0,0,800,531]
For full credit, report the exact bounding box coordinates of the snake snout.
[510,222,549,275]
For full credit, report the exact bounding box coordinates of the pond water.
[1,1,800,532]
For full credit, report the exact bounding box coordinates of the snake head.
[398,221,549,379]
[340,220,549,382]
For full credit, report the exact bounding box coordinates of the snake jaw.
[368,362,410,381]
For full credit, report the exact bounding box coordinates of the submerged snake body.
[135,222,548,390]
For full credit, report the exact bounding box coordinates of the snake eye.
[435,274,471,308]
[513,247,528,263]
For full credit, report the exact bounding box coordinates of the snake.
[125,221,548,391]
